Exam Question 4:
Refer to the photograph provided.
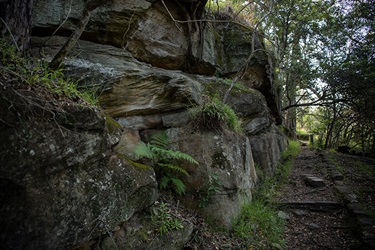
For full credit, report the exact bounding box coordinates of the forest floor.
[183,145,375,249]
[163,145,375,250]
[275,145,375,249]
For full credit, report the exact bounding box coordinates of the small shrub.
[134,132,198,196]
[198,173,222,209]
[151,202,183,235]
[281,140,301,161]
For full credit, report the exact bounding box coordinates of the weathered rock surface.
[226,88,273,135]
[31,36,204,118]
[166,127,257,228]
[249,125,288,173]
[32,0,283,122]
[304,176,326,188]
[0,94,158,249]
[4,0,292,248]
[28,34,287,241]
[32,0,153,48]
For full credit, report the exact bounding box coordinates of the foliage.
[134,132,198,196]
[233,200,285,249]
[233,140,300,249]
[197,173,222,209]
[0,39,98,105]
[206,0,256,25]
[281,140,301,161]
[209,0,374,150]
[151,202,184,235]
[255,140,300,201]
[189,96,242,133]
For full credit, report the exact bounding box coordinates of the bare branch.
[282,98,349,111]
[49,0,105,70]
[0,17,20,51]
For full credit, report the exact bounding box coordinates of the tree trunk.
[324,107,336,149]
[49,0,105,70]
[0,0,34,51]
[284,72,297,139]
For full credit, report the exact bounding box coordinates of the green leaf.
[159,176,170,190]
[134,142,155,160]
[157,163,189,176]
[117,153,150,170]
[170,178,186,196]
[150,132,169,149]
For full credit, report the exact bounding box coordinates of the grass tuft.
[189,95,242,133]
[233,200,285,249]
[0,39,98,106]
[233,140,301,249]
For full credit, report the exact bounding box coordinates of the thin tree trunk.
[49,0,104,70]
[324,107,336,149]
[0,0,34,51]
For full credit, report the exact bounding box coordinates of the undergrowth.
[151,201,184,236]
[134,132,198,196]
[189,95,242,133]
[0,39,97,106]
[233,140,301,249]
[205,0,256,26]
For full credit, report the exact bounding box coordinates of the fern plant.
[134,132,198,195]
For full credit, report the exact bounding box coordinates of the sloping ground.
[276,145,375,249]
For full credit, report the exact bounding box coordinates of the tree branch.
[282,98,349,111]
[49,0,105,70]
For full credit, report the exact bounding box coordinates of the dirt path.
[276,145,375,249]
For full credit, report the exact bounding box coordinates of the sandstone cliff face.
[1,0,287,248]
[0,93,158,249]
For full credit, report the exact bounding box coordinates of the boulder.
[249,125,288,173]
[31,36,204,118]
[0,94,158,249]
[126,0,189,69]
[31,0,283,123]
[304,176,326,188]
[166,127,257,228]
[226,88,273,135]
[28,0,290,239]
[32,0,153,48]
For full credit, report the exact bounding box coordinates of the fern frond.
[169,150,199,165]
[134,142,156,160]
[159,176,170,190]
[157,163,189,176]
[170,178,186,196]
[150,132,169,149]
[117,153,150,170]
[151,147,199,165]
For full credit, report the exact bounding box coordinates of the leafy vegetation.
[0,39,98,106]
[206,0,256,25]
[189,95,242,133]
[205,0,375,154]
[197,173,222,209]
[151,202,184,235]
[134,132,198,196]
[233,140,300,249]
[255,140,300,201]
[233,200,285,249]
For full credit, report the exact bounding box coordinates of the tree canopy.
[207,0,375,153]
